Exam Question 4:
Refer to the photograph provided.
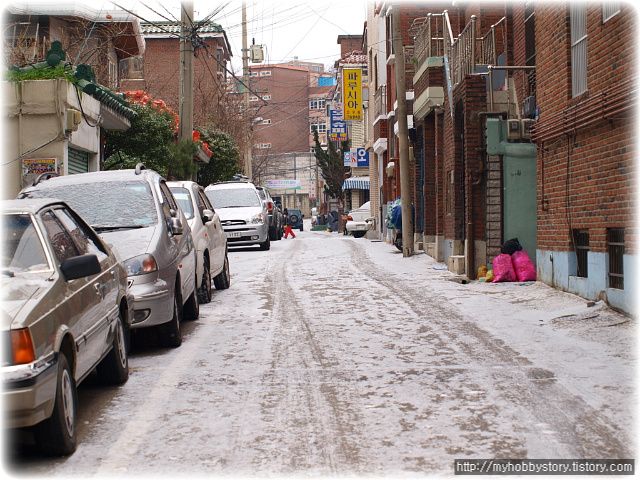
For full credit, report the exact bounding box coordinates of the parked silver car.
[204,181,271,250]
[256,186,283,241]
[168,180,230,302]
[18,165,198,348]
[2,198,133,456]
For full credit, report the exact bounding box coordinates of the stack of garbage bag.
[477,238,537,283]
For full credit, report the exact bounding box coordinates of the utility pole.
[242,1,253,180]
[179,1,194,150]
[392,4,414,257]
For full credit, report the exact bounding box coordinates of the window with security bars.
[572,229,589,277]
[570,3,588,97]
[608,228,624,289]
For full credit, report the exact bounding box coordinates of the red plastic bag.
[492,254,516,283]
[512,249,537,282]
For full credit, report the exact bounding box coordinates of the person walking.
[283,208,296,239]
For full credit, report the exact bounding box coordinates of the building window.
[249,96,258,102]
[262,95,271,100]
[608,228,624,289]
[262,119,271,124]
[570,2,588,97]
[259,143,271,149]
[260,70,271,76]
[250,71,258,77]
[310,122,327,133]
[572,229,589,277]
[524,2,536,66]
[310,98,326,110]
[603,1,620,22]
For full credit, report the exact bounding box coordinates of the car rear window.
[24,181,158,228]
[206,188,261,208]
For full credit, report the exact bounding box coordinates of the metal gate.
[67,147,89,174]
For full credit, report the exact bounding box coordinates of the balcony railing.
[374,84,387,119]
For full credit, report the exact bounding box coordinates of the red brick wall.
[250,66,310,154]
[535,4,636,254]
[123,37,225,128]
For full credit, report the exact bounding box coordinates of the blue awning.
[342,176,370,190]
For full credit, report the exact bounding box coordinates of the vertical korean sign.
[343,68,362,121]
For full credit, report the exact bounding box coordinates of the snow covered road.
[8,224,635,477]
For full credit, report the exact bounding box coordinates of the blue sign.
[356,148,369,167]
[330,105,347,141]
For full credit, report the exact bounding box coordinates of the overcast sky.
[114,0,368,73]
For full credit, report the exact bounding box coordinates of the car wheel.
[269,225,278,241]
[259,236,271,250]
[159,286,182,348]
[353,231,366,238]
[183,276,200,321]
[34,353,77,456]
[213,251,230,290]
[290,214,299,224]
[97,312,129,385]
[197,260,211,304]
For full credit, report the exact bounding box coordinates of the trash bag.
[327,211,339,232]
[477,265,488,280]
[492,254,517,283]
[386,197,402,229]
[485,270,494,282]
[512,249,537,282]
[501,238,523,255]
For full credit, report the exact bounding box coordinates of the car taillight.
[267,202,273,213]
[11,329,36,365]
[347,216,354,221]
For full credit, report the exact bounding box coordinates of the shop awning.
[342,176,370,190]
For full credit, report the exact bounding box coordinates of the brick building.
[119,20,232,129]
[374,1,635,314]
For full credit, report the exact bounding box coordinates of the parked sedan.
[345,201,373,238]
[168,180,230,302]
[18,165,198,348]
[256,186,283,241]
[2,198,133,456]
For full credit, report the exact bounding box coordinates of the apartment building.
[370,1,635,314]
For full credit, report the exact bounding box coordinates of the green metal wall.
[486,119,537,264]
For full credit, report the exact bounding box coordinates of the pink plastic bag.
[512,249,537,282]
[492,253,516,283]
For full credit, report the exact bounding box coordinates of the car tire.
[34,353,77,456]
[353,231,366,238]
[269,225,278,241]
[290,215,299,224]
[160,286,182,348]
[213,251,230,290]
[183,276,200,321]
[259,236,271,251]
[197,260,211,304]
[96,312,129,385]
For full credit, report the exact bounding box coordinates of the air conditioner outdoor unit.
[524,95,536,119]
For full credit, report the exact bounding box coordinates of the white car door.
[196,188,225,274]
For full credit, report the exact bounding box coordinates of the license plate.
[225,231,241,238]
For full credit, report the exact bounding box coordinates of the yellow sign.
[343,68,362,121]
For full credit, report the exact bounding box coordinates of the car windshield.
[1,214,50,273]
[24,181,158,229]
[169,187,194,220]
[206,188,261,208]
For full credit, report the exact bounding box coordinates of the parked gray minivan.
[204,181,270,250]
[18,165,198,348]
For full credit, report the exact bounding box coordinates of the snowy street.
[8,221,635,477]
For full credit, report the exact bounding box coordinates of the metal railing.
[411,12,507,87]
[374,84,387,118]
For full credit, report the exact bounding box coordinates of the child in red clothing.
[283,209,296,238]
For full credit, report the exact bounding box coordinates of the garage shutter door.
[68,148,89,174]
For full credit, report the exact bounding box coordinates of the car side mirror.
[61,254,101,281]
[170,217,184,235]
[202,209,214,223]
